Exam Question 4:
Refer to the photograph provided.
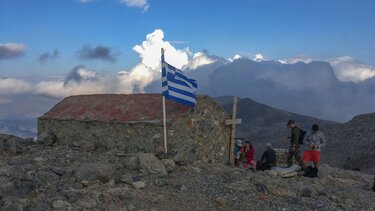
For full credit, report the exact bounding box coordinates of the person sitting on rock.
[257,143,277,171]
[241,141,256,170]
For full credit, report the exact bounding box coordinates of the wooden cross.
[225,96,242,165]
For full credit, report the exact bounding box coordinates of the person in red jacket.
[241,141,256,170]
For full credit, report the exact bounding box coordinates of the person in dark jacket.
[373,177,375,192]
[257,143,277,171]
[286,120,304,168]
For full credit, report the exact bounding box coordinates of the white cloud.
[328,56,375,83]
[191,57,375,122]
[132,29,190,70]
[273,55,375,83]
[0,78,32,94]
[278,55,313,64]
[34,65,155,97]
[76,68,97,80]
[183,52,217,70]
[20,29,195,98]
[31,29,197,97]
[117,29,193,92]
[253,53,266,62]
[64,65,98,83]
[34,66,112,98]
[79,0,94,3]
[35,80,107,98]
[228,54,241,62]
[233,54,241,60]
[119,0,149,11]
[117,64,158,93]
[0,43,26,59]
[128,29,229,92]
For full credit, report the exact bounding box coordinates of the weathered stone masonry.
[38,94,229,163]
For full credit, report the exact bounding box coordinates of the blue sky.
[0,0,375,124]
[1,0,375,77]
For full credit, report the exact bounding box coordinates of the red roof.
[39,94,192,124]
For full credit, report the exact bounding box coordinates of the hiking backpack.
[297,128,306,145]
[304,166,318,178]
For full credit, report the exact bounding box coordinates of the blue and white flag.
[161,50,198,107]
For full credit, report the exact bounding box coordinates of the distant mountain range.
[0,119,37,138]
[0,94,60,138]
[214,96,338,149]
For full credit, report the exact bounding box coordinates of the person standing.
[286,120,304,168]
[234,138,243,167]
[303,124,326,169]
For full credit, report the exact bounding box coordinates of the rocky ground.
[1,135,375,211]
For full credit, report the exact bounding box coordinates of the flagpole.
[163,95,167,154]
[161,48,168,154]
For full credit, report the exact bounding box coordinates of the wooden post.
[229,96,238,165]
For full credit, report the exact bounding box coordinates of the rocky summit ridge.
[324,112,375,175]
[1,135,374,211]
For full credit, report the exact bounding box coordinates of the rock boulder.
[138,153,168,177]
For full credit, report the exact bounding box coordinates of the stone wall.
[38,96,230,164]
[38,119,163,153]
[167,96,230,164]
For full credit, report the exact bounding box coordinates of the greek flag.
[162,51,198,107]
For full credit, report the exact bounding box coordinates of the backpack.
[297,128,306,145]
[304,166,318,178]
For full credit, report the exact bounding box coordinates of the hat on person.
[312,124,319,131]
[287,119,295,126]
[235,139,243,146]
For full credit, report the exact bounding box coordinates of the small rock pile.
[0,134,34,155]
